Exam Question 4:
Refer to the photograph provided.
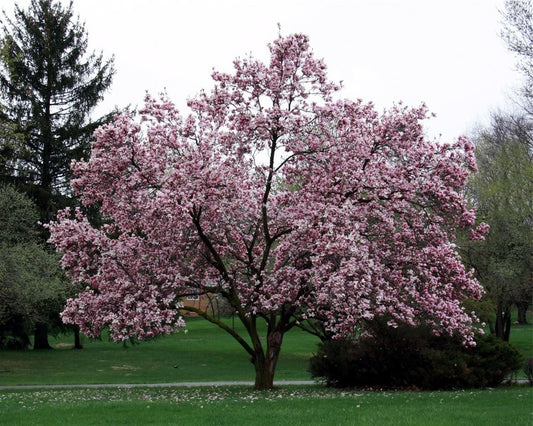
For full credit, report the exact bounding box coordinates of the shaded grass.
[509,322,533,360]
[0,386,531,425]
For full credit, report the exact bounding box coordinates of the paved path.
[0,380,316,390]
[1,378,528,390]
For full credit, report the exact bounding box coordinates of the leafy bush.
[309,322,523,389]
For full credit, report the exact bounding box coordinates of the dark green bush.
[309,322,523,389]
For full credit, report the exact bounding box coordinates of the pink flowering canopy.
[48,33,486,389]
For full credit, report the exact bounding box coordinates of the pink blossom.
[49,33,485,388]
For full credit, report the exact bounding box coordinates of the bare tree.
[501,0,533,113]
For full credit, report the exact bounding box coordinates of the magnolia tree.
[48,34,487,389]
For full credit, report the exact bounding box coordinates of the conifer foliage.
[0,0,114,218]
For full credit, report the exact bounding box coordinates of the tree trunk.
[495,305,503,339]
[495,304,512,342]
[517,302,529,324]
[33,322,52,350]
[253,330,284,390]
[73,325,83,349]
[503,308,511,342]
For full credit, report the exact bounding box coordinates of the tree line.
[461,0,533,341]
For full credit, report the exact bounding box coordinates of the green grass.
[1,317,532,425]
[508,322,533,360]
[0,317,320,386]
[1,317,532,386]
[0,386,531,425]
[1,317,531,386]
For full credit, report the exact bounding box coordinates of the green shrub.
[309,322,523,389]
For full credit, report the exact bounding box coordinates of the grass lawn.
[1,316,532,386]
[0,385,531,425]
[508,322,533,360]
[0,317,320,386]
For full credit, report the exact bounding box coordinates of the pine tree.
[0,0,114,221]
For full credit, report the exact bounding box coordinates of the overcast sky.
[3,0,524,141]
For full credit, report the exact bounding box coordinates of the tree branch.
[190,205,230,282]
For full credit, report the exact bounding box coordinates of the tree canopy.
[49,33,486,389]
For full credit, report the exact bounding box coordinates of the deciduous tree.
[0,184,68,349]
[464,113,533,339]
[49,34,486,389]
[502,0,533,113]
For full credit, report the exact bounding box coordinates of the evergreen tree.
[0,0,114,220]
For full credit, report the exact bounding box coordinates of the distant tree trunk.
[503,309,511,341]
[517,301,530,324]
[495,303,512,342]
[73,325,83,349]
[33,322,52,349]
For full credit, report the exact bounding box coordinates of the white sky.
[2,0,524,141]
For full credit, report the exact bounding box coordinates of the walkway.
[1,378,528,390]
[0,380,316,390]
